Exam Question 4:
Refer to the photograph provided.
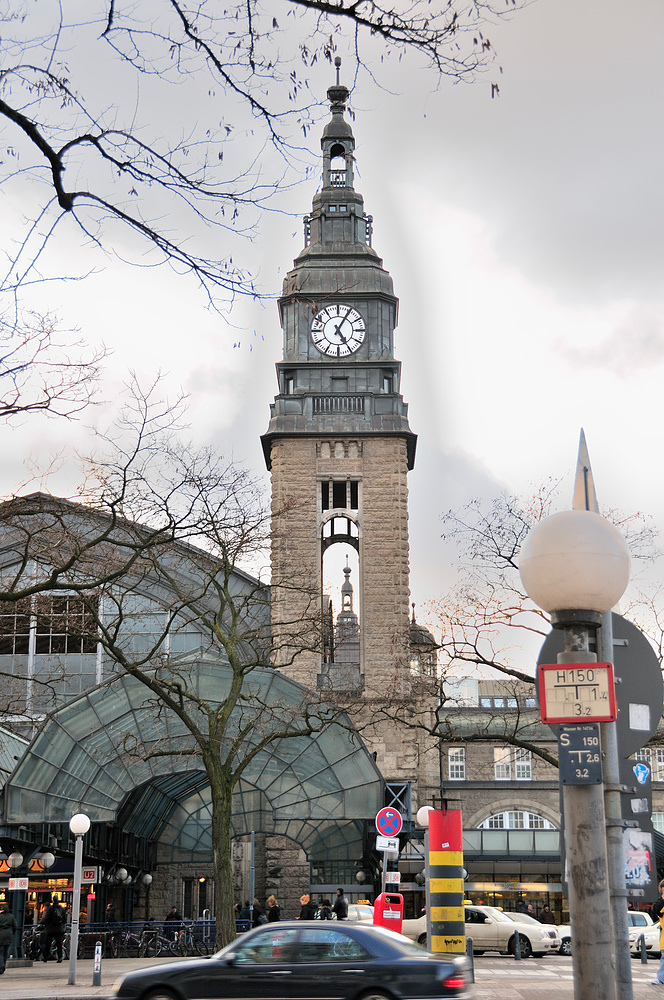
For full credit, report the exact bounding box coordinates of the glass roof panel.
[4,658,382,862]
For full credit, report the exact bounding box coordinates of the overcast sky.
[4,0,664,636]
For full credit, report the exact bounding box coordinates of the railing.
[313,396,364,414]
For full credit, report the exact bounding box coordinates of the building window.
[634,749,652,766]
[494,746,532,781]
[321,480,359,512]
[494,748,511,780]
[652,814,664,834]
[479,811,555,830]
[656,750,664,781]
[284,372,295,394]
[514,748,532,781]
[382,372,393,393]
[0,598,31,654]
[448,748,466,781]
[0,594,98,655]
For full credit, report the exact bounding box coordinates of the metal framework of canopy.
[3,656,383,863]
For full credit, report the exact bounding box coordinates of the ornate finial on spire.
[328,57,349,115]
[411,602,416,624]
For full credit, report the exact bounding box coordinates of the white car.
[403,905,559,957]
[346,903,375,923]
[557,911,659,957]
[628,911,660,957]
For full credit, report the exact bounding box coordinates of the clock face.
[311,305,365,357]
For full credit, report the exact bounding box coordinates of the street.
[0,953,660,1000]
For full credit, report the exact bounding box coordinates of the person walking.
[266,896,281,922]
[650,879,664,985]
[540,905,556,925]
[0,905,17,974]
[333,887,348,921]
[298,894,318,920]
[319,899,334,920]
[40,894,66,963]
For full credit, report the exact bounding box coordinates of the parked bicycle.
[169,921,209,957]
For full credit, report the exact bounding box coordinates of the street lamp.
[416,807,433,949]
[7,852,23,869]
[520,508,630,1000]
[68,813,90,986]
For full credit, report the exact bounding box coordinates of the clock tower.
[262,61,416,699]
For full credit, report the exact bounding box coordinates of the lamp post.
[520,508,631,1000]
[68,813,90,986]
[416,806,433,950]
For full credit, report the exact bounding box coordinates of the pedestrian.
[40,894,66,963]
[266,895,281,922]
[526,903,534,918]
[319,899,334,920]
[540,905,556,925]
[517,898,528,913]
[164,905,183,940]
[650,879,664,985]
[333,887,348,921]
[0,905,17,974]
[298,894,318,920]
[105,902,117,923]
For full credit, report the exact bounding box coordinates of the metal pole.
[249,831,255,928]
[68,834,83,985]
[599,611,633,1000]
[424,828,431,951]
[558,626,616,1000]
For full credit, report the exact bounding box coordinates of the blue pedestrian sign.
[375,807,403,837]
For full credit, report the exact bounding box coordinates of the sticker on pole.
[375,807,403,838]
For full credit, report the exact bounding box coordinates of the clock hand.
[333,321,348,342]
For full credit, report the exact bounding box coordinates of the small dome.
[409,604,436,648]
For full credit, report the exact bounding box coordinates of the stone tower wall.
[269,434,412,693]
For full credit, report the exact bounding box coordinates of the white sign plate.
[82,867,98,883]
[385,871,401,884]
[376,836,399,853]
[8,877,28,891]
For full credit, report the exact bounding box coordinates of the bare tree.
[0,310,104,420]
[0,1,522,304]
[0,381,343,947]
[370,485,660,768]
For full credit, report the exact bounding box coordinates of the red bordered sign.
[538,662,617,724]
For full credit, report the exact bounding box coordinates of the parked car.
[628,910,660,957]
[465,905,560,958]
[111,920,473,1000]
[401,905,559,957]
[557,911,659,957]
[346,903,375,923]
[557,924,571,956]
[400,913,427,945]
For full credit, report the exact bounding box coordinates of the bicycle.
[138,928,168,958]
[169,922,209,957]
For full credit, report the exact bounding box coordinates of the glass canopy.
[4,655,383,862]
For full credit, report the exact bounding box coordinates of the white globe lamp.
[519,510,630,622]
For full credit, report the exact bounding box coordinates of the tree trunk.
[210,767,237,950]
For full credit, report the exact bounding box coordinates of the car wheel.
[474,950,485,955]
[360,993,392,1000]
[510,934,532,959]
[560,937,572,956]
[144,991,178,1000]
[417,934,427,946]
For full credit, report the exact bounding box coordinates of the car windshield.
[476,907,514,923]
[628,913,649,926]
[504,913,541,925]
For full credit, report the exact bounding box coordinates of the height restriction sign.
[375,807,403,838]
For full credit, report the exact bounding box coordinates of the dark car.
[111,920,472,1000]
